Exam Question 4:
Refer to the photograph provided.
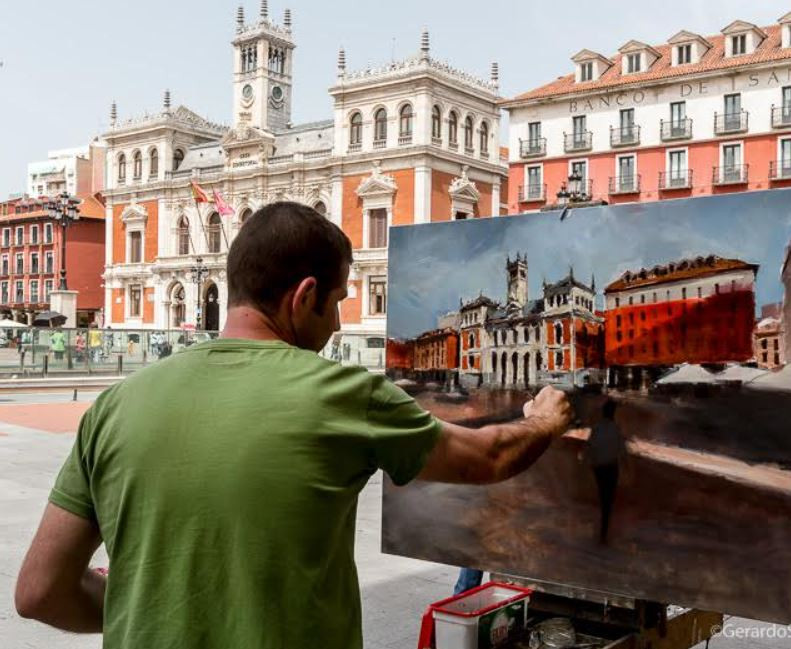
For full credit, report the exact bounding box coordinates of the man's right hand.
[523,386,573,438]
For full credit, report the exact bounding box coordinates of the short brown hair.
[227,202,353,316]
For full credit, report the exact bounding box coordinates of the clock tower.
[232,3,295,133]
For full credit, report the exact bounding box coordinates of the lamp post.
[189,256,209,329]
[45,193,81,290]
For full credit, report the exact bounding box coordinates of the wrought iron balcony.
[658,169,693,190]
[771,105,791,129]
[712,164,749,185]
[556,179,593,203]
[563,131,593,153]
[714,111,749,135]
[769,160,791,180]
[610,125,640,148]
[518,183,546,202]
[608,175,641,194]
[519,137,546,158]
[660,118,693,141]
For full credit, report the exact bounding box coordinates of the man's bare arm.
[418,386,573,484]
[15,503,105,633]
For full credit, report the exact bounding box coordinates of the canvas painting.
[382,188,791,623]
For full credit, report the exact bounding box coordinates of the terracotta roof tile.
[504,24,790,105]
[604,256,758,293]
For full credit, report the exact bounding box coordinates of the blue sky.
[387,190,791,339]
[2,1,791,197]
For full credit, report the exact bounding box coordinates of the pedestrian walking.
[15,202,576,649]
[50,328,66,362]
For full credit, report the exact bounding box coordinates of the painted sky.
[387,189,791,340]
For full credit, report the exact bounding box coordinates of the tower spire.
[163,89,171,113]
[110,100,117,126]
[491,62,499,86]
[284,8,292,30]
[260,0,268,19]
[236,5,245,31]
[420,27,430,61]
[337,47,346,77]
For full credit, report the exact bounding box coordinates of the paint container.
[430,582,531,649]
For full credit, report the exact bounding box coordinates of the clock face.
[271,85,284,101]
[242,84,254,100]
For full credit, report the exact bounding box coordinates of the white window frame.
[44,279,53,301]
[127,283,143,319]
[665,147,689,182]
[44,223,53,243]
[719,140,743,166]
[615,153,638,190]
[2,228,9,247]
[1,254,7,275]
[524,163,544,199]
[14,253,23,274]
[29,225,39,245]
[15,226,24,246]
[626,53,641,74]
[367,275,387,317]
[14,280,24,303]
[776,136,791,163]
[676,44,692,65]
[567,158,589,183]
[30,252,39,274]
[0,280,7,304]
[45,251,54,274]
[580,62,593,82]
[360,193,393,251]
[126,229,144,264]
[29,279,39,303]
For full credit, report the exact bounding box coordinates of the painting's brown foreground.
[381,389,791,624]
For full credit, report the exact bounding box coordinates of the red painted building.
[413,328,459,375]
[0,193,106,326]
[385,338,415,370]
[604,255,758,367]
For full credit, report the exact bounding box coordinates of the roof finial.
[337,47,346,76]
[420,27,430,61]
[591,273,596,291]
[491,62,499,85]
[260,0,268,19]
[163,89,171,112]
[236,5,245,30]
[284,8,292,30]
[110,100,117,126]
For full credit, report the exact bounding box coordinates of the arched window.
[117,153,126,182]
[171,283,186,327]
[149,148,159,177]
[464,116,474,149]
[132,151,142,179]
[173,149,184,171]
[448,111,458,144]
[432,105,442,140]
[313,201,327,217]
[207,212,222,253]
[239,208,253,224]
[399,104,413,138]
[374,108,387,142]
[349,112,362,145]
[177,216,190,255]
[479,121,489,154]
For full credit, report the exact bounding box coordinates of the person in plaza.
[585,399,626,544]
[88,325,102,364]
[15,202,577,649]
[49,328,66,362]
[74,331,86,364]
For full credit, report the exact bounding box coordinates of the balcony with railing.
[564,131,593,153]
[660,118,693,141]
[518,183,546,202]
[714,111,749,135]
[519,138,546,158]
[479,149,490,160]
[431,136,442,147]
[712,164,749,185]
[398,135,413,146]
[771,105,791,129]
[448,140,459,151]
[769,160,791,180]
[610,125,640,148]
[373,139,387,150]
[608,175,641,195]
[347,142,362,153]
[658,169,693,190]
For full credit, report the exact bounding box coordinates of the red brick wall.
[111,288,124,323]
[64,219,105,310]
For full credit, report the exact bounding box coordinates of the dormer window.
[580,62,593,82]
[668,30,712,65]
[781,12,791,48]
[677,44,692,64]
[722,21,766,57]
[626,53,641,73]
[732,34,747,56]
[571,50,613,83]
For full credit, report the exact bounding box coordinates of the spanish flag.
[191,181,210,203]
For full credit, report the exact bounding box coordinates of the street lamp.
[556,170,590,206]
[189,256,209,329]
[45,193,81,290]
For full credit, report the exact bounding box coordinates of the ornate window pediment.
[449,165,481,202]
[356,161,397,199]
[120,202,148,228]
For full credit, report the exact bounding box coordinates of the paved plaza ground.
[0,390,785,648]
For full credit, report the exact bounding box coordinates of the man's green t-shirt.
[49,339,440,649]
